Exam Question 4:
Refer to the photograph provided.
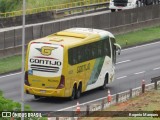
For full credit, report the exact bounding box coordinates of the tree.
[0,0,22,13]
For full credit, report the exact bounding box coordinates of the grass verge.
[0,26,160,75]
[0,0,82,12]
[0,55,22,74]
[116,26,160,48]
[81,89,160,120]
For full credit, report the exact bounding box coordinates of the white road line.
[0,72,21,79]
[122,41,160,52]
[116,60,131,65]
[116,76,127,79]
[134,71,145,75]
[153,67,160,70]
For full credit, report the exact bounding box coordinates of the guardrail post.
[154,80,158,90]
[82,7,85,14]
[86,105,90,116]
[125,39,128,45]
[151,76,160,90]
[116,94,119,103]
[129,89,132,98]
[142,80,145,93]
[101,99,104,110]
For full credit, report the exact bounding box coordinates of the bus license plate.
[40,90,46,93]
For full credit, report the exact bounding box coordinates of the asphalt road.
[0,41,160,111]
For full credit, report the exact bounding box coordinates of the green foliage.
[0,91,31,111]
[0,91,48,120]
[0,55,22,74]
[0,0,22,12]
[116,26,160,48]
[0,0,83,13]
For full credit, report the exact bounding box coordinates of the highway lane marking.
[0,72,21,79]
[116,60,131,65]
[122,41,160,52]
[134,71,145,75]
[116,76,127,79]
[153,67,160,70]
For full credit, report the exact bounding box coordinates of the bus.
[24,28,121,100]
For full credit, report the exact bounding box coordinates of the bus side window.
[103,38,111,57]
[103,40,108,56]
[84,45,89,61]
[73,48,78,64]
[68,49,72,65]
[77,47,82,63]
[110,38,116,64]
[97,41,102,57]
[92,42,99,59]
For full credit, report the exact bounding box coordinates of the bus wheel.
[70,85,76,100]
[34,95,41,99]
[75,84,82,99]
[111,9,115,12]
[100,74,108,90]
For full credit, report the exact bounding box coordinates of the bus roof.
[31,28,115,46]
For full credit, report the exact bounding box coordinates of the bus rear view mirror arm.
[114,43,121,55]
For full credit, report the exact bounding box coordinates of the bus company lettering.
[77,63,90,73]
[30,58,62,66]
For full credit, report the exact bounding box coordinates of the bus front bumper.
[24,85,65,97]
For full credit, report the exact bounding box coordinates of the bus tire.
[100,74,108,90]
[75,83,82,99]
[70,85,76,100]
[111,9,115,12]
[34,95,41,99]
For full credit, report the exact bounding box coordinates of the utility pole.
[21,0,26,120]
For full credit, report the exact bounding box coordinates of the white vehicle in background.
[109,0,158,12]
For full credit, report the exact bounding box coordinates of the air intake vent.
[49,37,63,42]
[31,64,59,73]
[56,31,87,38]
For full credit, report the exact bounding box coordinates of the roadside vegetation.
[116,26,160,48]
[81,89,160,120]
[0,0,81,12]
[0,90,30,110]
[0,91,48,119]
[0,55,22,74]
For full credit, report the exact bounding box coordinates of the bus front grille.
[113,0,128,7]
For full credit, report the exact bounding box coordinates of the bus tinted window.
[68,37,110,65]
[110,38,116,64]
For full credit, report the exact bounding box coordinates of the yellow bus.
[24,28,121,100]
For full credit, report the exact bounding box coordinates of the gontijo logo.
[36,46,57,56]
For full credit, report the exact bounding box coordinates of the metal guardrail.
[56,1,110,17]
[0,0,109,18]
[47,81,160,119]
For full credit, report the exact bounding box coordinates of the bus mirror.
[114,43,121,55]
